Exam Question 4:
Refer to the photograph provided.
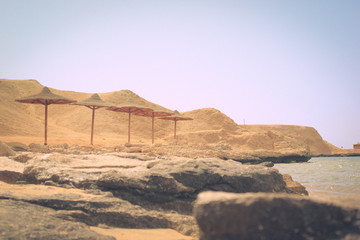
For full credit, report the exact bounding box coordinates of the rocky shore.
[0,141,359,239]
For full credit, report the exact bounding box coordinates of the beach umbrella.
[159,110,193,140]
[72,93,114,145]
[106,101,153,144]
[134,104,173,144]
[15,86,76,145]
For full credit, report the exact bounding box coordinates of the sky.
[0,0,359,148]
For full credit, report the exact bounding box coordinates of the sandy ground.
[2,79,354,156]
[91,227,194,240]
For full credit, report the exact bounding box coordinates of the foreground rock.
[0,181,196,236]
[22,153,296,213]
[0,141,16,156]
[0,152,304,237]
[194,191,360,240]
[0,199,114,240]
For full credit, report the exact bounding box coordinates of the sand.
[90,227,193,240]
[1,79,349,156]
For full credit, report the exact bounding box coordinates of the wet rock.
[194,191,360,240]
[260,154,312,163]
[0,199,115,240]
[224,154,311,164]
[0,141,16,156]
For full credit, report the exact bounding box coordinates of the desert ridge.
[0,78,351,156]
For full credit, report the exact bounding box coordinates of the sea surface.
[274,156,360,196]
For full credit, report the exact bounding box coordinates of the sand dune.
[0,79,342,155]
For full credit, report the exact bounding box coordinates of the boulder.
[194,191,360,240]
[282,174,308,196]
[0,141,16,156]
[5,141,30,151]
[0,156,26,183]
[0,199,115,240]
[29,143,49,153]
[126,147,142,153]
[0,170,24,183]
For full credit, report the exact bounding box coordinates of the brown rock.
[29,143,49,153]
[0,142,16,156]
[282,174,308,196]
[194,191,360,240]
[126,147,142,153]
[5,142,29,151]
[0,199,115,240]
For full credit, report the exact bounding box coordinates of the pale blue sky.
[1,0,359,148]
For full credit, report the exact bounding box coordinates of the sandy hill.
[0,79,342,155]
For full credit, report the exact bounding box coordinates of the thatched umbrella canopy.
[72,94,114,145]
[134,104,173,144]
[15,87,76,145]
[159,110,193,140]
[106,101,153,144]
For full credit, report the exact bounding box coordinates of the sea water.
[274,156,360,196]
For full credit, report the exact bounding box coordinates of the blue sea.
[274,156,360,196]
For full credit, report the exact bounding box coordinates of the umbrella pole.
[152,113,155,144]
[44,102,48,146]
[174,120,177,139]
[128,112,131,144]
[91,107,95,145]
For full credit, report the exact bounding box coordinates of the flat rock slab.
[194,191,360,240]
[22,153,293,207]
[0,199,114,240]
[0,182,197,236]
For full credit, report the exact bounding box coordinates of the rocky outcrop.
[0,182,196,236]
[0,152,302,237]
[22,153,293,213]
[0,199,115,240]
[219,153,311,164]
[0,151,311,237]
[194,191,360,240]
